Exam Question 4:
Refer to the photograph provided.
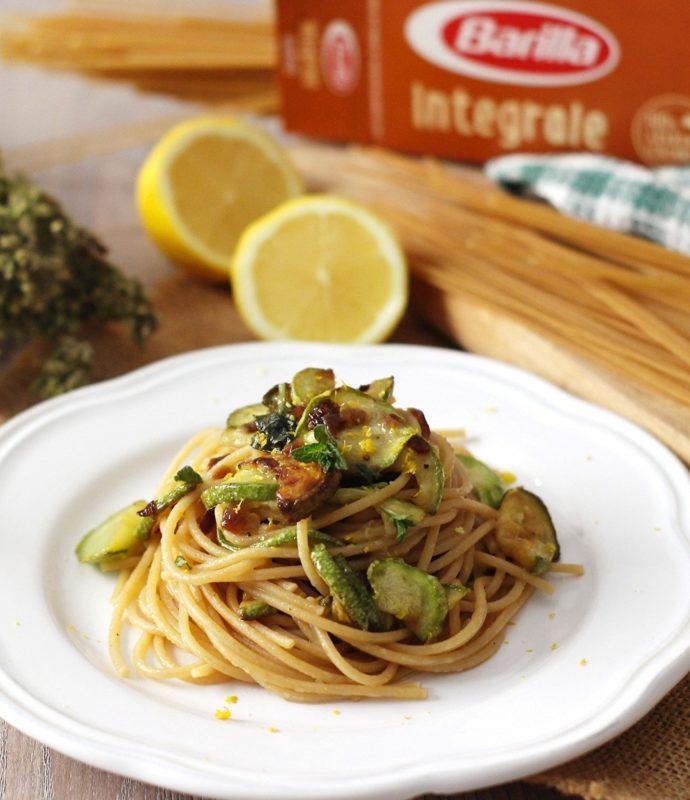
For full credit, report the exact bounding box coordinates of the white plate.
[1,342,690,800]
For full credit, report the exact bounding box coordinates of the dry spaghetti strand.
[0,1,278,109]
[288,144,690,458]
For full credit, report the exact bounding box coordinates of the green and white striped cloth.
[485,154,690,257]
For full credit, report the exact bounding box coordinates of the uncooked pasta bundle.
[0,0,277,110]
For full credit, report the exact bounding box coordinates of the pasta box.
[275,0,690,165]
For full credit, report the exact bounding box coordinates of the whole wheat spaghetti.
[0,1,277,110]
[77,367,580,702]
[287,143,690,462]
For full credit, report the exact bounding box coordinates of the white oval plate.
[1,342,689,799]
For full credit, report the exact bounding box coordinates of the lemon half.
[231,195,408,343]
[136,116,302,282]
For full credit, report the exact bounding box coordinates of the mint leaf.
[251,410,296,451]
[174,465,202,484]
[292,425,347,472]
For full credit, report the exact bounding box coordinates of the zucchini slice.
[332,485,386,504]
[222,402,266,449]
[495,487,560,574]
[456,452,505,509]
[290,367,336,405]
[225,402,268,429]
[444,582,471,610]
[202,481,278,507]
[367,558,448,643]
[76,500,154,565]
[394,437,445,513]
[238,599,276,619]
[296,386,419,474]
[359,376,394,402]
[203,452,339,523]
[311,543,385,631]
[142,466,203,516]
[201,462,279,508]
[251,527,340,548]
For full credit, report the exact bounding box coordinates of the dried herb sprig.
[0,159,157,397]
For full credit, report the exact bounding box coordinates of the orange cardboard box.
[276,0,690,165]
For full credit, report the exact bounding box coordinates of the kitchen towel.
[485,153,690,257]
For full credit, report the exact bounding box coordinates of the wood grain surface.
[0,721,580,800]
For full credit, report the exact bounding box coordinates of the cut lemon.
[136,116,303,282]
[231,195,408,343]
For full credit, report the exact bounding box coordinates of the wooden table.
[0,6,581,798]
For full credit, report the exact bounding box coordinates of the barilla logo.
[405,1,620,86]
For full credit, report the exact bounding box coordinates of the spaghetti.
[289,143,690,444]
[78,368,581,702]
[0,1,277,110]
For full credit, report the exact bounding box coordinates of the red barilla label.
[405,1,620,86]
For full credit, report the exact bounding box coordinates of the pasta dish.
[76,367,582,701]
